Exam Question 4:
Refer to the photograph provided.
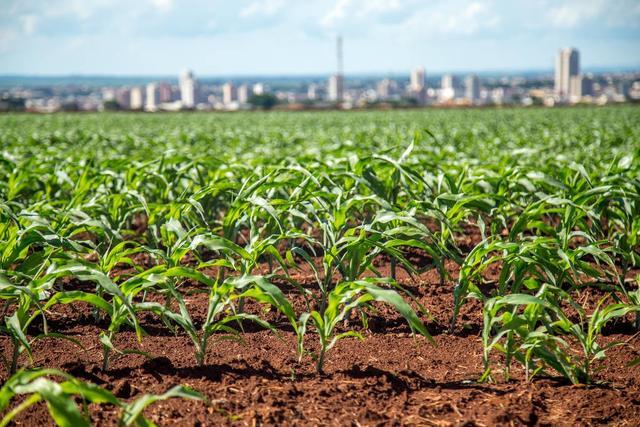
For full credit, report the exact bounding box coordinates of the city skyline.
[6,45,638,114]
[1,0,640,75]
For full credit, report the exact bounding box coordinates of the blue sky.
[1,0,639,75]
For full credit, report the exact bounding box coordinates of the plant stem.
[102,335,111,372]
[10,338,19,374]
[316,346,326,374]
[196,350,204,367]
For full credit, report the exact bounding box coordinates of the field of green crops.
[1,106,639,425]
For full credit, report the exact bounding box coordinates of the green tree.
[248,93,278,110]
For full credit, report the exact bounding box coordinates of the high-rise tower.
[145,83,157,111]
[465,75,480,103]
[180,69,196,108]
[555,48,579,98]
[410,66,425,92]
[328,36,344,103]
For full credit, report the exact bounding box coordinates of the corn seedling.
[0,368,203,427]
[298,278,433,373]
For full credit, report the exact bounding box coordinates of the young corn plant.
[452,227,619,329]
[289,193,428,316]
[0,280,52,374]
[0,368,203,427]
[368,210,449,283]
[298,278,433,374]
[139,270,298,367]
[0,261,90,374]
[482,286,640,384]
[40,264,157,371]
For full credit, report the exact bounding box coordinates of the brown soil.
[2,243,640,426]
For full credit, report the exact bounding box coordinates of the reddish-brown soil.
[2,246,640,426]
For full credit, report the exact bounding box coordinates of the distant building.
[180,69,196,108]
[307,83,319,100]
[253,83,265,95]
[582,75,595,97]
[555,48,579,98]
[629,81,640,101]
[376,79,395,100]
[329,35,345,104]
[410,66,425,92]
[328,74,344,102]
[158,83,173,103]
[102,88,115,102]
[441,74,453,90]
[408,67,426,104]
[115,88,131,109]
[145,83,157,111]
[130,86,143,110]
[569,77,581,100]
[439,74,455,102]
[465,75,480,103]
[617,80,631,98]
[491,87,509,105]
[237,84,251,104]
[222,82,236,105]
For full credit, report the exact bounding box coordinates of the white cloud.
[320,0,500,35]
[41,0,112,20]
[149,0,173,12]
[240,0,286,18]
[549,0,604,28]
[436,1,500,34]
[549,0,640,28]
[321,0,353,28]
[320,0,407,28]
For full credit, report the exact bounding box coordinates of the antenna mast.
[337,35,343,77]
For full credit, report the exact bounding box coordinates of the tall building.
[376,79,393,100]
[555,48,579,98]
[237,84,251,104]
[328,74,344,102]
[439,74,455,102]
[491,87,505,105]
[569,76,582,101]
[617,80,631,98]
[329,35,344,103]
[581,75,594,97]
[441,74,453,90]
[158,83,173,103]
[307,83,319,100]
[222,82,236,105]
[465,74,480,103]
[130,86,143,110]
[179,69,196,108]
[410,66,425,92]
[145,83,157,111]
[115,88,131,109]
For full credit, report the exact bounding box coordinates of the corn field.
[1,106,639,425]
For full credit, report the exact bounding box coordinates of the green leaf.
[6,312,31,358]
[120,386,203,426]
[14,378,90,427]
[44,291,112,316]
[358,281,434,344]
